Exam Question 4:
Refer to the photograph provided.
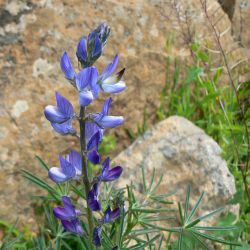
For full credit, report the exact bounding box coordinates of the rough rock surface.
[0,0,246,226]
[114,116,237,221]
[232,1,250,50]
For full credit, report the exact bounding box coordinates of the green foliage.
[99,135,118,155]
[1,156,240,249]
[156,43,250,247]
[125,108,148,143]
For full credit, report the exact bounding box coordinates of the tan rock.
[0,0,244,227]
[114,116,238,224]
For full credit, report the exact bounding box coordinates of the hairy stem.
[79,106,94,249]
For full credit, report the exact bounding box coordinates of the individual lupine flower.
[93,226,102,246]
[76,23,111,67]
[98,157,123,182]
[91,97,124,129]
[51,121,76,136]
[99,54,126,93]
[103,206,121,223]
[60,51,75,81]
[86,122,102,164]
[92,206,120,246]
[61,219,84,236]
[53,196,84,236]
[87,183,101,211]
[53,196,81,220]
[75,66,99,106]
[44,92,75,124]
[49,150,82,183]
[44,92,76,135]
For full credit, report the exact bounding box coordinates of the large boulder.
[114,116,237,221]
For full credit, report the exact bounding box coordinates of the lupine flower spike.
[44,23,124,248]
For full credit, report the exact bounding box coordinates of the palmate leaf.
[141,185,240,249]
[177,186,240,249]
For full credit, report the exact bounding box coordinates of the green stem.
[79,106,94,249]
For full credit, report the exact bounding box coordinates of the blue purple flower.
[103,206,121,223]
[91,97,124,129]
[86,122,103,164]
[44,92,75,124]
[53,196,84,235]
[92,206,120,246]
[51,121,76,136]
[98,157,123,182]
[44,92,76,135]
[49,150,82,183]
[99,54,126,93]
[76,23,110,67]
[75,66,100,106]
[61,219,84,236]
[87,183,101,211]
[93,226,102,246]
[60,52,75,81]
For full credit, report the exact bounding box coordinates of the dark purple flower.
[103,206,121,223]
[49,150,82,183]
[99,54,126,93]
[93,226,102,246]
[87,183,101,211]
[85,122,103,164]
[61,219,84,236]
[53,197,84,236]
[91,98,124,129]
[98,157,123,182]
[53,196,81,221]
[75,66,99,106]
[87,150,100,165]
[44,92,75,124]
[60,52,75,81]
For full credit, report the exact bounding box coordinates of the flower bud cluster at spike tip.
[43,23,125,246]
[76,23,111,68]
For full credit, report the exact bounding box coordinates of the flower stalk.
[79,106,94,247]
